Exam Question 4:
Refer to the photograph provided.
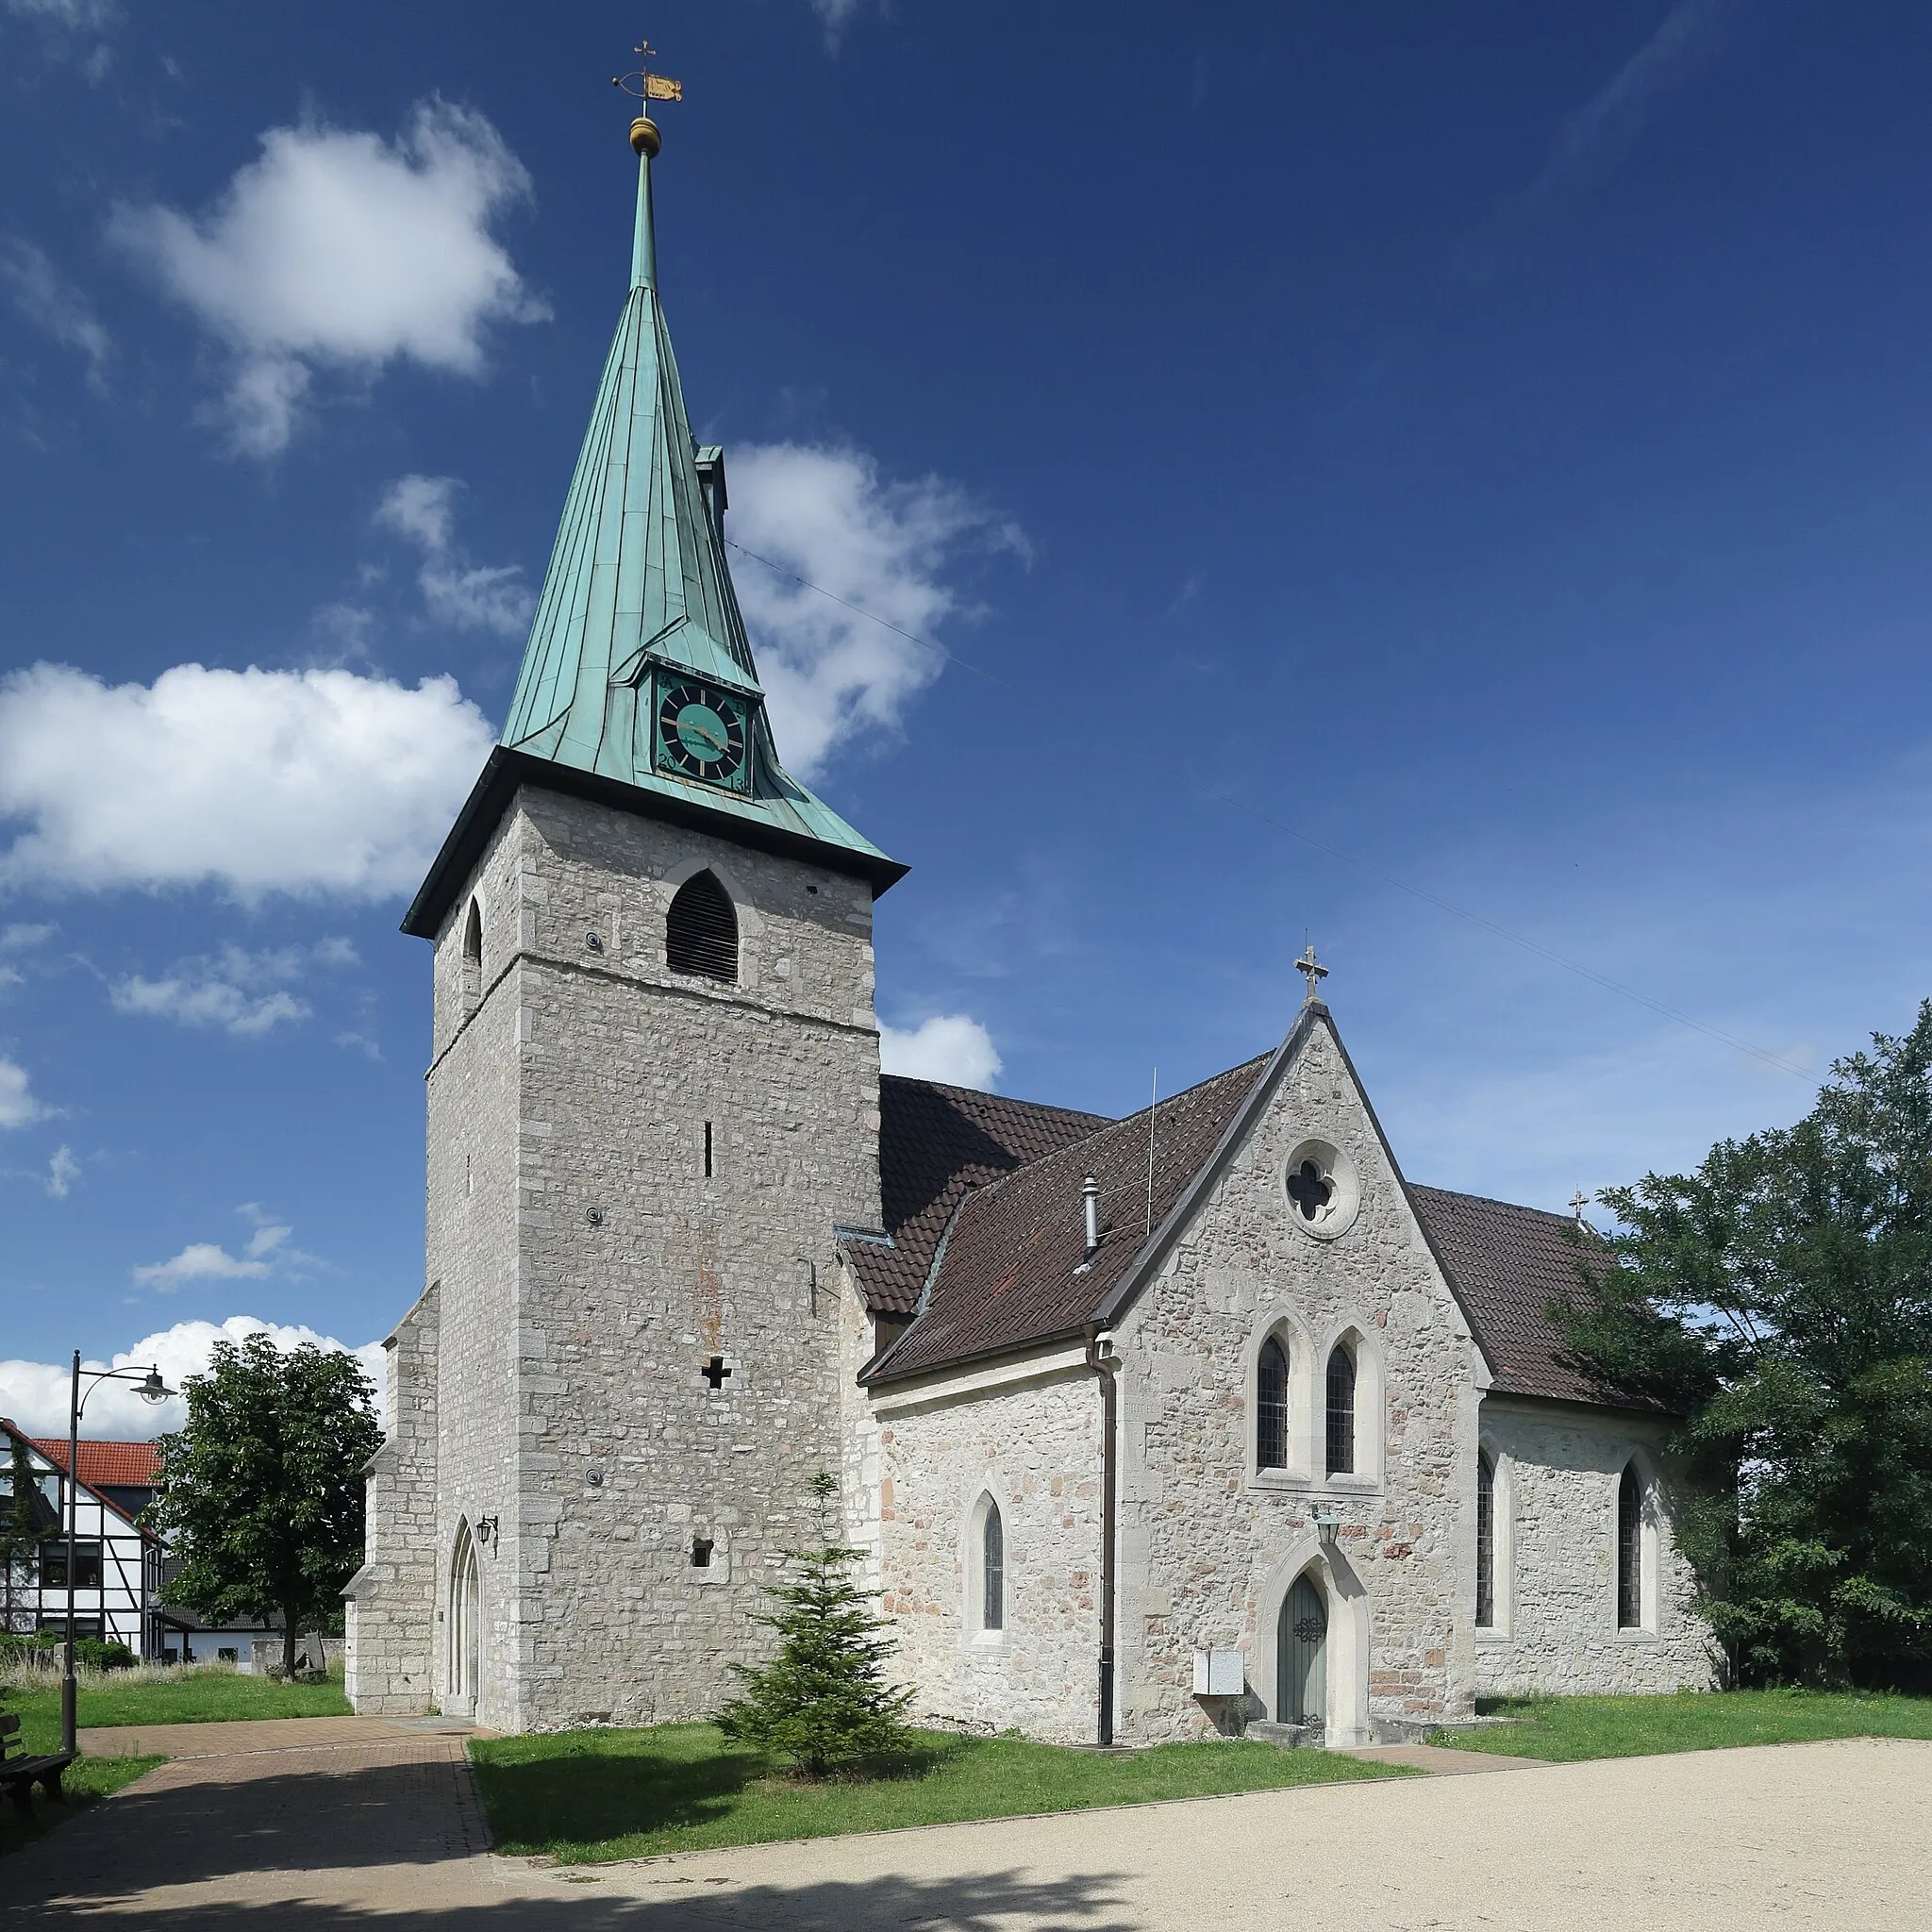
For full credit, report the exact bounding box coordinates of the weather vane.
[612,39,685,156]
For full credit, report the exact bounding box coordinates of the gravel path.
[4,1728,1924,1928]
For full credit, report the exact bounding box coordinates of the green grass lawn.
[1439,1689,1932,1761]
[6,1669,350,1733]
[471,1722,1412,1864]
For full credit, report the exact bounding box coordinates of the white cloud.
[810,0,879,52]
[0,238,111,391]
[375,474,533,638]
[110,101,546,456]
[0,660,495,899]
[132,1205,320,1290]
[1,923,55,951]
[728,442,1024,778]
[43,1143,78,1197]
[6,0,118,25]
[0,1316,385,1441]
[110,938,354,1038]
[133,1241,270,1287]
[0,1057,45,1128]
[879,1013,1003,1090]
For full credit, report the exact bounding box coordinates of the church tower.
[346,88,904,1731]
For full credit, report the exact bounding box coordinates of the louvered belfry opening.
[667,871,738,982]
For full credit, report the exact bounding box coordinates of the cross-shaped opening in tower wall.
[701,1356,731,1390]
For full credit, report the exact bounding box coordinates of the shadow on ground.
[471,1731,958,1855]
[6,1864,1135,1930]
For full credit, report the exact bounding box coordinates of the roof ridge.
[1408,1181,1584,1226]
[878,1074,1112,1123]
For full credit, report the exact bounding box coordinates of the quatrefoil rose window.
[1283,1139,1359,1241]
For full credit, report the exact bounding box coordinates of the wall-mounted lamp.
[1314,1510,1342,1545]
[475,1515,499,1551]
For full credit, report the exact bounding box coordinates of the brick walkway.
[77,1712,487,1759]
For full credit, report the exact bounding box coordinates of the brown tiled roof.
[30,1437,162,1486]
[848,1077,1113,1316]
[1406,1185,1652,1408]
[869,1055,1273,1382]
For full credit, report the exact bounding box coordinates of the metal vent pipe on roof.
[1082,1174,1100,1256]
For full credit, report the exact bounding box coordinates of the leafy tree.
[1553,1004,1932,1689]
[146,1333,379,1675]
[716,1471,914,1775]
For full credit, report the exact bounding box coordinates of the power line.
[724,538,1809,1080]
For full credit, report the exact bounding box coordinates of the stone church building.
[344,114,1715,1745]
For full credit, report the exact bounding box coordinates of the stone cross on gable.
[1295,944,1328,1004]
[1570,1191,1591,1224]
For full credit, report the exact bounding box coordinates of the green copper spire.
[495,125,898,876]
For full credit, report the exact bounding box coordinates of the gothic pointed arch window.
[982,1499,1005,1632]
[1257,1335,1290,1471]
[460,898,483,1007]
[1325,1342,1357,1476]
[667,871,737,982]
[1475,1451,1497,1628]
[1617,1461,1644,1629]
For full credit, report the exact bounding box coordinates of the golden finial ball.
[630,115,661,158]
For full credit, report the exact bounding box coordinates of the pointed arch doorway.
[1277,1572,1327,1729]
[449,1522,480,1719]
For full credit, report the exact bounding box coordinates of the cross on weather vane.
[613,38,685,154]
[1294,944,1328,1004]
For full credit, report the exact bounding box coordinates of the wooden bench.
[0,1711,74,1816]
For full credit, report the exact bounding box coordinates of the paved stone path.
[4,1727,1926,1927]
[77,1712,488,1759]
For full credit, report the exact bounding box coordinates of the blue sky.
[5,0,1932,1432]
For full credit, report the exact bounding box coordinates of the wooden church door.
[1277,1574,1327,1726]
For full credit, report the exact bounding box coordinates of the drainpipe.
[1084,1321,1119,1746]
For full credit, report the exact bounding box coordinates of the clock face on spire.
[655,679,750,791]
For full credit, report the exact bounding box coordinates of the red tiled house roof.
[30,1438,163,1487]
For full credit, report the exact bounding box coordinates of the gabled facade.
[1,1422,163,1657]
[850,1005,1715,1745]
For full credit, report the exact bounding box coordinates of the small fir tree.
[716,1471,914,1776]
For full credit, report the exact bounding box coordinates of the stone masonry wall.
[344,1283,439,1712]
[1475,1398,1716,1696]
[875,1364,1104,1745]
[1114,1017,1482,1744]
[418,785,883,1730]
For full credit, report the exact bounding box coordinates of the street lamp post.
[61,1353,174,1755]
